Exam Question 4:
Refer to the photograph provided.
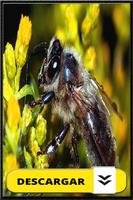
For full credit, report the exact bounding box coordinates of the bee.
[29,37,122,167]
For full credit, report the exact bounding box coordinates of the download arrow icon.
[98,175,111,185]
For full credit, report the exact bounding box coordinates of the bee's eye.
[47,57,60,80]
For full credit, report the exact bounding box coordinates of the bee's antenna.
[25,42,47,104]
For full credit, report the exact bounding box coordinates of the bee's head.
[38,37,62,86]
[38,37,82,90]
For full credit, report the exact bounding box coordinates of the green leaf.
[15,84,33,100]
[30,74,39,100]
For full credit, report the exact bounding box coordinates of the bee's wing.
[90,75,123,121]
[72,72,117,166]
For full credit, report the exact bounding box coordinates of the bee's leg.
[29,91,54,108]
[72,134,80,168]
[38,123,70,155]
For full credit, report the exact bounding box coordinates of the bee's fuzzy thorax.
[63,47,83,67]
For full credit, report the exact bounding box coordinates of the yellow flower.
[65,5,78,42]
[89,4,100,21]
[14,15,32,92]
[3,79,13,102]
[66,5,75,21]
[7,95,21,131]
[3,154,19,189]
[5,154,19,173]
[15,15,32,68]
[31,140,41,159]
[35,114,47,146]
[55,28,66,45]
[4,43,16,80]
[3,54,14,101]
[84,47,96,70]
[82,18,91,38]
[82,4,99,46]
[35,154,49,169]
[20,105,32,135]
[24,146,33,168]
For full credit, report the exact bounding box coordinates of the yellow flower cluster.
[15,15,32,69]
[56,4,99,69]
[82,4,99,46]
[3,15,48,193]
[84,47,96,70]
